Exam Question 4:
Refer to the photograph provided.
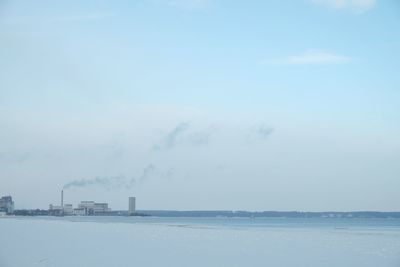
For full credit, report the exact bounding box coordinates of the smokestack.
[61,190,64,208]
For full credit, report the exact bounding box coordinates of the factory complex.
[48,190,136,216]
[49,200,111,216]
[0,191,137,217]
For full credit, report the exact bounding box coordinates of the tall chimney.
[61,190,64,208]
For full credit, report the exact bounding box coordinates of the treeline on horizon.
[141,210,400,218]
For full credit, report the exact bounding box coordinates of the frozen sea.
[1,216,400,267]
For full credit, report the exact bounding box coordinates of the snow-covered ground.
[1,217,400,267]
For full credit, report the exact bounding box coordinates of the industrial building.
[48,190,111,216]
[63,204,74,215]
[77,201,110,215]
[49,204,63,212]
[73,208,86,216]
[49,190,67,216]
[49,201,111,216]
[1,193,139,217]
[47,191,141,216]
[0,196,14,214]
[48,203,74,216]
[129,197,136,215]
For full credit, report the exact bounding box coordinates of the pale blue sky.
[1,0,399,211]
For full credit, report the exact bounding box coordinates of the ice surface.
[1,217,400,267]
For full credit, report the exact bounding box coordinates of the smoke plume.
[63,175,125,190]
[63,164,158,190]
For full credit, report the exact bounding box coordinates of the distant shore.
[6,210,400,218]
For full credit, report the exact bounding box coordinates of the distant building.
[128,197,136,215]
[49,204,62,210]
[49,190,66,216]
[48,203,73,215]
[78,201,110,215]
[48,197,111,216]
[0,196,14,214]
[78,201,95,211]
[48,204,63,216]
[94,203,110,213]
[63,204,74,215]
[73,208,86,216]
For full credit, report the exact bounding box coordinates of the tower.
[128,197,136,215]
[61,190,64,208]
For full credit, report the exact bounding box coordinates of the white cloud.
[311,0,376,12]
[284,50,351,65]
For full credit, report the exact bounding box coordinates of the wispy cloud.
[254,125,274,140]
[140,164,156,182]
[153,122,211,151]
[311,0,376,13]
[127,164,156,188]
[154,122,190,150]
[0,152,32,164]
[247,124,274,143]
[283,50,351,65]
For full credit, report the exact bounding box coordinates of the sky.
[0,0,399,211]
